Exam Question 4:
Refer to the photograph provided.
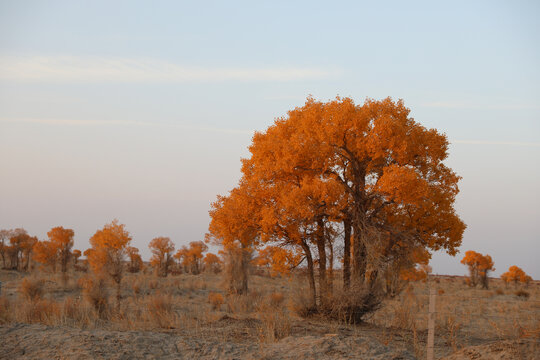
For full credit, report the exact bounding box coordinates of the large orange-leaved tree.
[208,97,465,318]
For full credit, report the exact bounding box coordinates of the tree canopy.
[208,97,466,310]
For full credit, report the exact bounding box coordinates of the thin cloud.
[0,117,253,135]
[452,140,540,147]
[0,55,339,83]
[422,101,540,111]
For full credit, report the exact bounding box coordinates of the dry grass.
[515,290,530,299]
[80,276,109,317]
[0,296,10,324]
[145,293,177,329]
[19,277,44,301]
[208,292,224,310]
[257,297,292,342]
[1,269,539,359]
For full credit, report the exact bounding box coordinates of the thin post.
[427,287,436,360]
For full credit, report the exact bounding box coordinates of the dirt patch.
[0,323,415,360]
[440,339,539,360]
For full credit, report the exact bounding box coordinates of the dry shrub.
[186,277,207,291]
[132,282,142,297]
[391,286,419,330]
[257,304,291,342]
[146,293,176,328]
[61,296,94,326]
[19,277,44,301]
[515,290,530,299]
[438,289,445,295]
[208,292,224,310]
[81,276,109,316]
[148,279,159,290]
[269,292,285,307]
[227,294,254,314]
[323,285,383,324]
[288,284,317,318]
[0,296,10,323]
[441,315,462,351]
[495,288,504,295]
[18,299,60,324]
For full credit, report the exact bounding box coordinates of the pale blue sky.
[1,0,539,278]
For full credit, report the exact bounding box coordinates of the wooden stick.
[427,287,436,360]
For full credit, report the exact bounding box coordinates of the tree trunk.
[316,217,328,307]
[116,280,121,312]
[327,238,334,296]
[351,216,368,287]
[300,240,317,308]
[240,247,249,294]
[343,217,351,290]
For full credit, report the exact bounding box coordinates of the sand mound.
[0,323,414,360]
[441,339,539,360]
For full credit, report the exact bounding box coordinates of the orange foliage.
[203,253,222,273]
[87,220,132,307]
[461,250,495,289]
[126,246,143,273]
[8,230,37,271]
[47,226,74,274]
[501,266,532,286]
[254,246,302,277]
[208,97,465,307]
[72,249,81,264]
[33,240,58,271]
[149,237,175,277]
[174,241,208,274]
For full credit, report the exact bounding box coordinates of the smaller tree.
[9,230,37,271]
[87,220,132,310]
[501,266,532,287]
[461,251,495,289]
[174,241,208,274]
[47,226,75,275]
[72,249,82,265]
[149,237,175,277]
[126,246,143,273]
[33,240,58,271]
[203,252,222,273]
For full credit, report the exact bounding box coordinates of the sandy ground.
[2,323,538,360]
[0,323,416,360]
[1,269,539,359]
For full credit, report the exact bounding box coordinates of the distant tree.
[203,253,222,273]
[461,251,495,289]
[254,246,303,277]
[72,249,82,265]
[33,240,58,271]
[174,241,208,274]
[87,220,132,310]
[0,229,11,268]
[501,266,532,287]
[126,246,143,273]
[8,229,37,271]
[47,226,74,274]
[149,237,175,277]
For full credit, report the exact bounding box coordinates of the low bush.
[515,290,530,299]
[19,278,44,301]
[208,292,224,310]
